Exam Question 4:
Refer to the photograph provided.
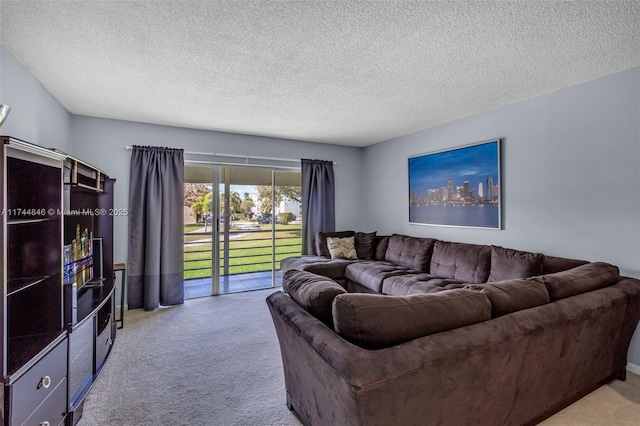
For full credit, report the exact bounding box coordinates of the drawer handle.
[37,375,51,389]
[39,422,50,426]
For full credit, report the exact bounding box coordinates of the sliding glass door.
[183,163,301,298]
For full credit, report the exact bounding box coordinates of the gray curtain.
[301,159,335,255]
[128,146,184,310]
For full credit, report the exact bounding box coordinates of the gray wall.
[0,48,72,152]
[1,44,364,320]
[70,115,364,266]
[362,66,640,364]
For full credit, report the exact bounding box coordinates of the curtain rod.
[185,159,301,170]
[125,145,336,165]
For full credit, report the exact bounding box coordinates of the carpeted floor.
[540,370,640,425]
[79,288,299,426]
[79,288,640,425]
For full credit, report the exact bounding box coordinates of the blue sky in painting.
[409,141,499,195]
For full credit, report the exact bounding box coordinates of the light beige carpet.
[79,288,640,425]
[540,370,640,426]
[79,289,300,426]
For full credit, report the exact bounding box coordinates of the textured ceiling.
[1,1,639,147]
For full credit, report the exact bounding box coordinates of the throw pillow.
[488,246,544,282]
[315,231,356,258]
[373,235,390,261]
[354,231,377,260]
[326,236,358,260]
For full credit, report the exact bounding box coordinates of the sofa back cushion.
[315,231,356,258]
[542,255,589,275]
[354,231,377,260]
[430,241,492,283]
[384,234,437,271]
[315,231,379,260]
[488,246,544,282]
[467,279,550,317]
[373,235,390,261]
[282,270,346,327]
[332,289,491,349]
[535,262,619,300]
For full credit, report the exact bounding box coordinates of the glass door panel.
[184,163,301,298]
[274,170,303,284]
[183,164,214,298]
[219,167,274,293]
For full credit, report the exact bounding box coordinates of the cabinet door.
[95,299,113,370]
[9,339,67,426]
[68,318,94,408]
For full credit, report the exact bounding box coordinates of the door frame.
[184,161,300,296]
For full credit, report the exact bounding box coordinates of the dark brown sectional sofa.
[267,232,640,425]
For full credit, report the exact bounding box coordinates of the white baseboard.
[627,362,640,375]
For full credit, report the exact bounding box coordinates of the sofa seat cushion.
[280,255,354,282]
[535,262,619,300]
[282,270,346,327]
[332,289,491,349]
[381,273,467,296]
[384,234,437,271]
[430,241,492,283]
[466,279,550,317]
[345,261,415,293]
[488,246,544,282]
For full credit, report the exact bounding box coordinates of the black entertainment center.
[1,137,117,425]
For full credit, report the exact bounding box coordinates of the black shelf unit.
[1,137,67,425]
[1,137,116,426]
[63,157,115,426]
[6,276,50,296]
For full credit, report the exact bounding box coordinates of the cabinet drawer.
[11,339,67,426]
[95,323,112,370]
[22,378,67,426]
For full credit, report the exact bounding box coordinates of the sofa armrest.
[267,291,369,381]
[267,290,521,389]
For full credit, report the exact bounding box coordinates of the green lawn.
[183,222,302,279]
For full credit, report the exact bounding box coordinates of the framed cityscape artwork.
[408,139,501,229]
